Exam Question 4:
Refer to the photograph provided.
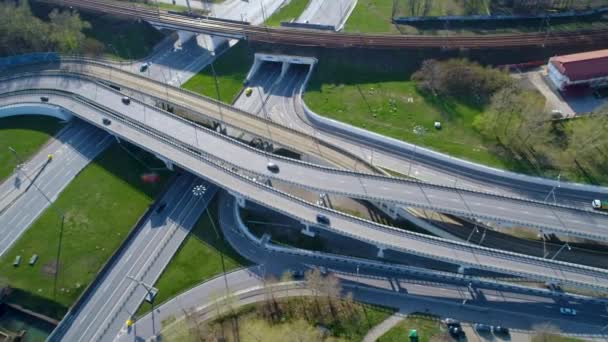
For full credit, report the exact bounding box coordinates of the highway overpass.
[3,85,608,291]
[15,58,608,210]
[3,72,608,242]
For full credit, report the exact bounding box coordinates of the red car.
[141,173,160,183]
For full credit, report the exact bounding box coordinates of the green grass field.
[0,142,171,319]
[0,116,64,182]
[304,60,506,170]
[344,0,608,34]
[345,0,479,33]
[161,297,394,341]
[182,41,253,103]
[264,0,310,26]
[378,315,444,342]
[136,196,248,316]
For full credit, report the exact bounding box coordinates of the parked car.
[245,87,253,96]
[492,326,509,335]
[102,118,112,126]
[443,318,460,327]
[560,307,577,316]
[291,269,305,280]
[474,323,491,332]
[122,96,131,105]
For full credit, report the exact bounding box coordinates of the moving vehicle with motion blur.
[592,199,608,210]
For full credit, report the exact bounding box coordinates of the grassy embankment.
[0,116,64,181]
[344,0,608,34]
[264,0,310,27]
[377,314,445,342]
[181,41,253,103]
[303,48,608,185]
[0,143,171,319]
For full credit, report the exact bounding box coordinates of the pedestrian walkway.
[363,311,406,342]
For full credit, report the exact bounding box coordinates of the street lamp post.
[550,242,571,260]
[126,276,158,334]
[9,147,65,304]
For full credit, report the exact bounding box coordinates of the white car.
[560,307,577,316]
[592,199,603,209]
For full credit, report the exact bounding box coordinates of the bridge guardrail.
[2,86,608,285]
[227,194,608,303]
[10,54,608,199]
[5,66,605,232]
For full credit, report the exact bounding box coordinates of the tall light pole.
[550,242,571,260]
[9,147,65,306]
[126,275,158,334]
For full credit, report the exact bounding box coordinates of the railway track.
[42,0,608,49]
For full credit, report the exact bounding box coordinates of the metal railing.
[2,88,608,289]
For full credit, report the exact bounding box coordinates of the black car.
[449,326,463,337]
[266,162,279,173]
[102,118,112,126]
[156,203,167,214]
[493,326,509,335]
[122,96,131,105]
[40,96,49,102]
[291,269,305,280]
[474,323,491,333]
[316,214,330,226]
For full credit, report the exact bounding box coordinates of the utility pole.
[9,147,65,305]
[551,242,571,260]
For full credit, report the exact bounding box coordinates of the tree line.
[0,0,92,56]
[413,57,608,183]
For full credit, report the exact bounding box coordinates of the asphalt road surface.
[54,174,216,342]
[296,0,356,29]
[32,59,608,212]
[2,84,608,288]
[122,191,608,341]
[0,119,110,257]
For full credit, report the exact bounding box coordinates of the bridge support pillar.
[301,224,316,237]
[197,34,229,55]
[377,247,386,258]
[176,30,195,48]
[372,201,399,220]
[276,62,290,84]
[155,154,174,171]
[213,122,227,135]
[261,233,271,246]
[229,191,247,208]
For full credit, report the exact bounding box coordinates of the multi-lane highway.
[4,73,608,242]
[36,58,608,211]
[2,88,608,290]
[51,174,216,342]
[122,191,608,341]
[19,57,608,209]
[0,119,110,256]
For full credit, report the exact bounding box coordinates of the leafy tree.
[0,0,90,55]
[413,59,513,105]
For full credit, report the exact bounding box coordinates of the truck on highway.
[592,199,608,210]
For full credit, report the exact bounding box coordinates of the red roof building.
[547,49,608,90]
